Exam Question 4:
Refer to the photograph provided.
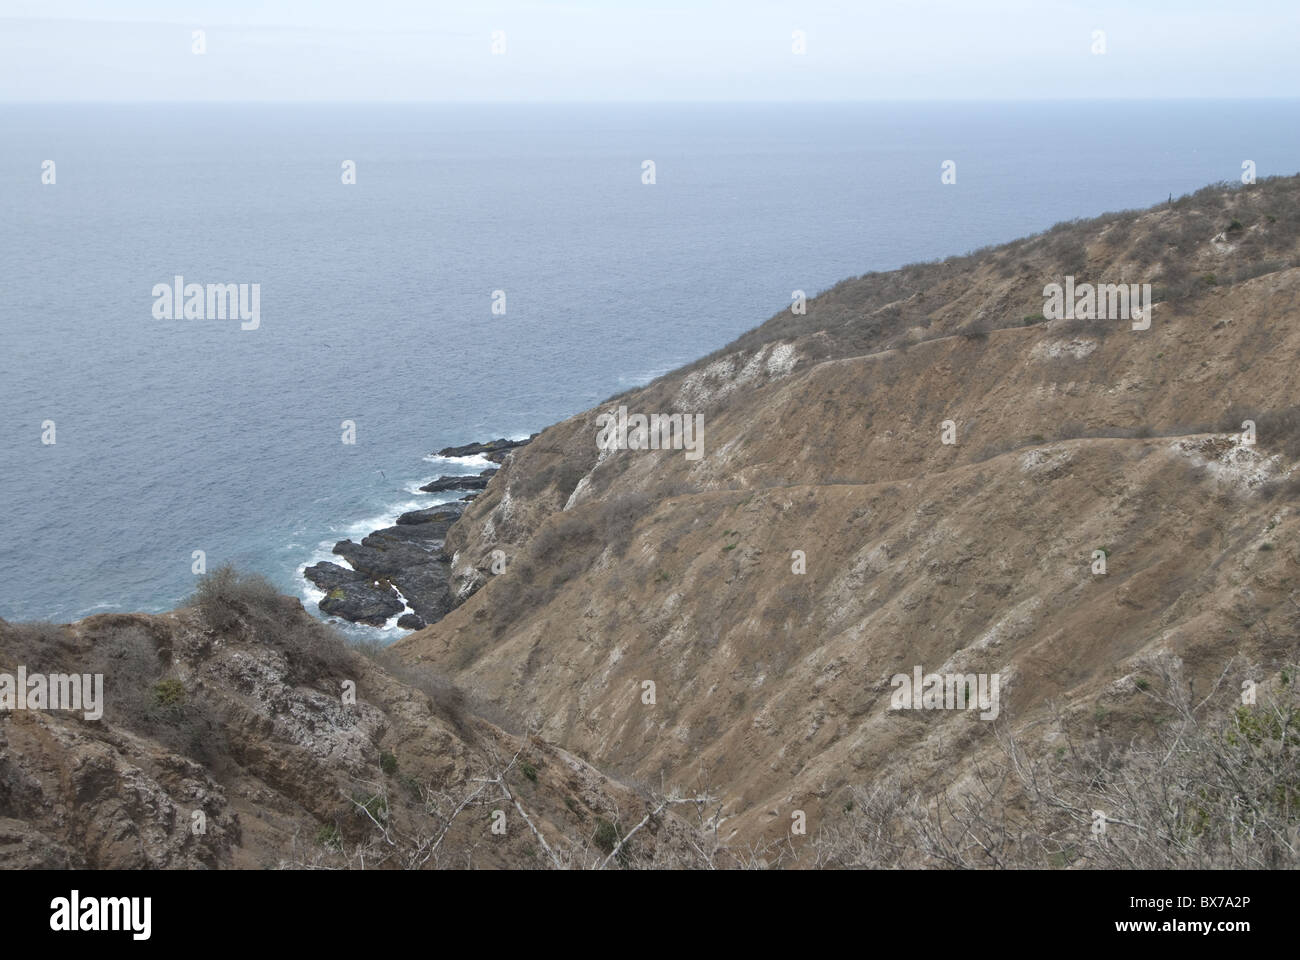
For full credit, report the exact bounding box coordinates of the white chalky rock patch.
[1030,338,1098,361]
[1173,437,1285,490]
[564,419,614,510]
[675,342,799,409]
[1210,232,1237,254]
[1019,446,1073,473]
[765,342,798,375]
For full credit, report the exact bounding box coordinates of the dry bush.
[348,636,491,737]
[1259,474,1300,501]
[0,616,228,763]
[190,563,350,684]
[957,315,994,341]
[1230,259,1292,284]
[0,620,74,672]
[1263,405,1300,458]
[1210,404,1300,457]
[190,563,279,633]
[670,174,1300,375]
[352,633,524,736]
[482,489,657,643]
[816,656,1299,869]
[510,453,591,503]
[527,491,651,565]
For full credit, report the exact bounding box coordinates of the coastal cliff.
[396,174,1300,855]
[5,176,1299,868]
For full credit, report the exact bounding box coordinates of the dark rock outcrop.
[419,474,491,493]
[315,577,403,627]
[302,442,511,630]
[435,436,535,462]
[302,560,362,591]
[321,502,467,627]
[395,502,465,528]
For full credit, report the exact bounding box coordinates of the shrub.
[190,564,280,634]
[153,677,186,708]
[1258,475,1300,500]
[511,453,591,503]
[192,564,350,685]
[1218,404,1300,458]
[146,678,189,727]
[820,657,1300,869]
[0,621,70,672]
[354,790,388,822]
[958,316,993,341]
[593,817,619,854]
[316,823,343,851]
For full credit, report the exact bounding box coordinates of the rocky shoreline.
[302,435,534,631]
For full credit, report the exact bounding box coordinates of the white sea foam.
[300,577,327,610]
[422,453,495,470]
[382,583,417,633]
[618,364,681,388]
[297,538,343,612]
[337,499,428,539]
[75,601,124,616]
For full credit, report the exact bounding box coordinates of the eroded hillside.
[0,573,707,869]
[398,177,1300,856]
[4,178,1297,869]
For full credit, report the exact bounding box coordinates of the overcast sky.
[2,0,1296,102]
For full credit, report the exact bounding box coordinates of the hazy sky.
[2,0,1296,101]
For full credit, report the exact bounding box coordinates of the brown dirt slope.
[397,176,1300,853]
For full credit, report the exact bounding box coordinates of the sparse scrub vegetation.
[349,632,517,736]
[670,175,1300,370]
[0,616,224,762]
[958,315,993,340]
[190,564,350,684]
[316,823,343,851]
[817,657,1299,869]
[191,563,280,634]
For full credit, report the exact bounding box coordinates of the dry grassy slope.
[0,608,701,869]
[398,177,1300,852]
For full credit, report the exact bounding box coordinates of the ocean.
[2,100,1297,632]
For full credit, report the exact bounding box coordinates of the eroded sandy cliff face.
[398,177,1300,851]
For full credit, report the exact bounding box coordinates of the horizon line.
[5,96,1300,105]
